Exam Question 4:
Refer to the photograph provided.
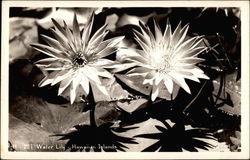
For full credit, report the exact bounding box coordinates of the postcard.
[1,0,249,159]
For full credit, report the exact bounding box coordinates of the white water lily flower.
[31,13,124,104]
[123,20,209,101]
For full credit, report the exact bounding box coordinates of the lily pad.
[212,72,241,116]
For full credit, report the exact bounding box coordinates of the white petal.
[151,84,159,101]
[127,66,150,76]
[143,70,156,85]
[189,67,210,79]
[164,77,174,94]
[95,67,113,78]
[143,78,154,85]
[153,19,163,43]
[123,56,149,65]
[81,66,101,84]
[175,24,189,48]
[91,58,114,67]
[70,75,81,104]
[91,82,109,96]
[96,47,117,58]
[79,74,90,95]
[88,24,108,47]
[171,21,182,46]
[38,71,59,87]
[154,73,164,86]
[197,73,210,80]
[138,21,153,47]
[70,86,76,104]
[51,69,73,86]
[184,75,200,83]
[111,62,137,73]
[162,19,172,47]
[168,72,191,94]
[58,76,74,95]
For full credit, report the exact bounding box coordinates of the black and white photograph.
[1,0,249,159]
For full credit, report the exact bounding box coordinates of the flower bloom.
[122,20,209,101]
[31,13,124,104]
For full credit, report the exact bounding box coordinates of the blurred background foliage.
[8,7,240,152]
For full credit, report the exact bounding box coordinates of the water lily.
[122,20,209,101]
[31,13,124,104]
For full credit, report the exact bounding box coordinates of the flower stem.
[88,84,97,127]
[90,106,96,127]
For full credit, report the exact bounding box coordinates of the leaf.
[117,98,148,113]
[37,8,101,29]
[94,101,121,127]
[9,114,66,151]
[116,12,156,28]
[213,71,241,116]
[229,137,240,146]
[9,94,93,151]
[9,17,38,63]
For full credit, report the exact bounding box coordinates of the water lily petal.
[63,21,76,52]
[123,56,149,65]
[127,66,150,75]
[31,43,68,60]
[133,29,151,51]
[96,47,117,58]
[183,47,206,58]
[143,70,156,85]
[51,69,74,85]
[176,70,193,77]
[40,34,64,52]
[175,23,189,48]
[94,67,113,78]
[36,60,70,71]
[40,35,72,58]
[58,75,74,95]
[82,13,94,47]
[88,24,108,48]
[35,57,63,64]
[164,77,174,94]
[184,75,200,83]
[162,18,172,48]
[81,66,101,84]
[111,62,137,73]
[91,82,109,96]
[38,71,60,87]
[95,36,124,54]
[79,74,89,95]
[138,21,153,46]
[90,58,115,67]
[154,72,164,86]
[49,28,71,51]
[70,78,79,104]
[189,67,210,80]
[151,83,159,101]
[171,21,183,46]
[176,36,204,54]
[153,19,163,43]
[73,13,82,52]
[169,72,191,94]
[178,57,205,64]
[51,18,67,37]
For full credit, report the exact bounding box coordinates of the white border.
[1,1,249,159]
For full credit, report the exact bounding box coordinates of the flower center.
[156,54,173,74]
[72,53,88,68]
